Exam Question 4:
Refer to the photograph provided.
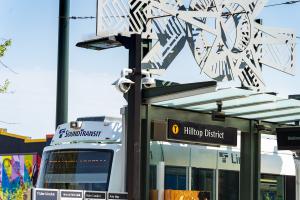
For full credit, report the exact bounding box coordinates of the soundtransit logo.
[59,129,65,138]
[58,128,102,138]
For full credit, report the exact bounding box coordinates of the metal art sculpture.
[97,0,296,91]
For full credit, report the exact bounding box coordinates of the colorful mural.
[0,154,40,200]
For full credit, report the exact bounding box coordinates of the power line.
[0,120,19,125]
[0,60,18,74]
[63,13,300,40]
[265,0,300,7]
[66,0,300,20]
[60,16,96,20]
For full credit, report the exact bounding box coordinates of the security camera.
[113,68,135,93]
[114,68,155,93]
[115,77,134,93]
[141,70,156,88]
[142,76,156,88]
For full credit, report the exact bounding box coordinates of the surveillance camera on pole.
[141,70,156,88]
[115,77,135,93]
[114,68,156,93]
[113,69,135,93]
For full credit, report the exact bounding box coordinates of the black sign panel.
[61,191,83,199]
[84,191,106,200]
[35,189,58,200]
[108,193,128,200]
[167,119,237,146]
[277,127,300,150]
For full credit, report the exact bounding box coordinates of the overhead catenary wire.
[60,16,96,20]
[66,0,300,20]
[0,120,19,125]
[65,12,300,39]
[0,60,18,74]
[265,0,300,7]
[63,2,300,40]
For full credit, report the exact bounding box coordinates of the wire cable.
[0,60,18,74]
[66,0,300,20]
[265,0,300,7]
[60,16,96,20]
[0,120,19,125]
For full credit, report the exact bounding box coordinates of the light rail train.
[36,116,296,200]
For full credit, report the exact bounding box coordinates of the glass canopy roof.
[150,87,300,124]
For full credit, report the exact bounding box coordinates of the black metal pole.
[56,0,70,127]
[141,105,151,200]
[127,34,142,200]
[240,120,261,200]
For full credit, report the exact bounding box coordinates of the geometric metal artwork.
[97,0,296,91]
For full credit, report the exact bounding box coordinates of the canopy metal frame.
[144,83,300,125]
[141,81,298,200]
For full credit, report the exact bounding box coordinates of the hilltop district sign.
[168,119,237,146]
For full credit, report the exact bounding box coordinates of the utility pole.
[56,0,70,128]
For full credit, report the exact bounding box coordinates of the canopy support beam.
[240,120,261,200]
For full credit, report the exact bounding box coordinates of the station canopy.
[143,81,300,124]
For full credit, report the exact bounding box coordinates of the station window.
[165,166,187,190]
[191,168,215,200]
[261,174,285,200]
[218,170,239,200]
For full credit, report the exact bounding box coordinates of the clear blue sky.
[0,0,299,138]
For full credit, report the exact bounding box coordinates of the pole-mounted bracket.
[255,122,273,132]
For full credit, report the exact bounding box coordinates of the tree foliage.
[0,79,9,93]
[0,39,12,93]
[0,39,11,57]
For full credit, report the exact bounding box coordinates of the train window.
[191,168,215,200]
[165,166,187,190]
[261,174,285,200]
[218,170,239,200]
[37,149,113,191]
[150,165,157,189]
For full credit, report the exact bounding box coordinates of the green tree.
[0,39,11,57]
[0,39,12,93]
[0,79,9,93]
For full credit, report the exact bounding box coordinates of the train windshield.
[37,149,113,191]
